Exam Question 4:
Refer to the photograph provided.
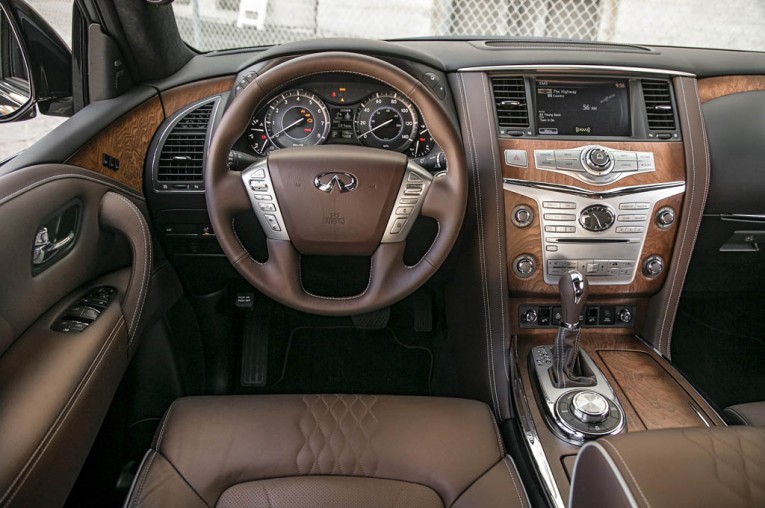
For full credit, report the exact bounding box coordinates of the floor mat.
[268,326,433,395]
[671,293,765,410]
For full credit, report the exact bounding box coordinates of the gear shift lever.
[551,271,596,388]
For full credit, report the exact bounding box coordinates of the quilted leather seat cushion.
[125,394,530,508]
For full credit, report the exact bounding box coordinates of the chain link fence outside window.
[174,0,765,52]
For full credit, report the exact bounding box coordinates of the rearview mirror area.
[0,3,32,122]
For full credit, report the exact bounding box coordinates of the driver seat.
[124,394,530,508]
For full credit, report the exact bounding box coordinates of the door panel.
[0,164,152,507]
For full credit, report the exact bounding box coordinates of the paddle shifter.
[528,270,626,443]
[551,271,596,388]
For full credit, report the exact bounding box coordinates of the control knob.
[570,390,610,424]
[643,255,665,277]
[618,308,633,324]
[656,207,676,229]
[523,309,538,324]
[513,255,536,278]
[584,147,614,175]
[511,205,534,228]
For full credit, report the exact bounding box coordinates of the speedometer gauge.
[354,92,418,151]
[264,90,330,148]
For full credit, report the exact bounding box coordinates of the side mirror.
[0,0,72,123]
[0,3,32,121]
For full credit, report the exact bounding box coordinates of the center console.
[488,69,724,508]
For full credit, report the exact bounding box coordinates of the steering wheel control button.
[504,149,528,168]
[242,161,290,241]
[390,218,408,235]
[264,214,281,232]
[382,162,433,243]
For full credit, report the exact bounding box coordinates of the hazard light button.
[504,149,528,168]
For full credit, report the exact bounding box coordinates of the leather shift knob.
[559,271,589,326]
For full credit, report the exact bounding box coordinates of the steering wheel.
[206,52,467,315]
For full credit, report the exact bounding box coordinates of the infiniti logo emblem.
[313,172,358,193]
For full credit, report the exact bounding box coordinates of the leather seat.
[724,401,765,426]
[124,394,530,508]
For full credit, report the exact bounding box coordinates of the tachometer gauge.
[247,116,275,156]
[408,126,434,157]
[264,90,330,148]
[354,92,418,151]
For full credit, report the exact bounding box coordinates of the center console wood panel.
[598,350,710,429]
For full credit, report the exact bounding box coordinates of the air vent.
[641,80,676,131]
[156,101,215,182]
[492,77,529,128]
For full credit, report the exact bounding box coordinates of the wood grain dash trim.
[698,75,765,104]
[160,76,235,117]
[66,97,164,192]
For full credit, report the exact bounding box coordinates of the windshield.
[173,0,763,52]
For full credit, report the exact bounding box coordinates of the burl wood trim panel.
[501,140,685,190]
[66,97,164,192]
[505,192,683,296]
[160,76,235,117]
[598,350,707,430]
[514,332,724,500]
[698,75,765,104]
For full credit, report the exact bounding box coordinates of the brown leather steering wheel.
[206,52,467,315]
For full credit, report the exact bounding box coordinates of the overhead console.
[495,70,686,292]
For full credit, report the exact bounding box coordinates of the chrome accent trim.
[241,159,290,241]
[503,178,685,199]
[720,214,765,223]
[688,401,711,427]
[151,95,222,194]
[458,64,695,77]
[313,172,358,193]
[380,161,433,243]
[510,340,566,508]
[531,346,626,444]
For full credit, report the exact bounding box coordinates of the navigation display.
[535,79,630,136]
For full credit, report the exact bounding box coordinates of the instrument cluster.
[234,76,443,169]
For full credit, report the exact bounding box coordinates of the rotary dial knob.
[584,147,614,175]
[570,390,610,424]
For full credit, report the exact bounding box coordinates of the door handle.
[33,228,75,265]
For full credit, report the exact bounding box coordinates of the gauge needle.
[272,117,305,138]
[360,118,394,138]
[593,214,603,229]
[414,139,420,153]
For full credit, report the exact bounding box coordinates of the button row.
[617,214,646,222]
[547,259,635,277]
[619,202,650,210]
[544,213,575,221]
[389,171,426,236]
[544,225,576,233]
[534,149,656,174]
[249,172,282,233]
[615,226,644,233]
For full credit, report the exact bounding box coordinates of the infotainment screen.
[535,79,630,136]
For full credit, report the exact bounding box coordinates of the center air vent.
[641,80,676,131]
[154,98,218,191]
[492,77,530,129]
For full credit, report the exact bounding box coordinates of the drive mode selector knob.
[584,147,614,175]
[571,390,610,424]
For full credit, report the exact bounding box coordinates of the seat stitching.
[152,450,211,508]
[485,405,505,456]
[110,193,152,344]
[503,457,528,508]
[130,451,157,508]
[601,439,652,507]
[457,73,500,414]
[156,401,177,448]
[0,172,144,206]
[0,318,125,507]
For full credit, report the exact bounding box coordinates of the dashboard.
[229,73,445,172]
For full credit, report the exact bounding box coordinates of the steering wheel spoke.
[380,161,433,243]
[241,159,290,241]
